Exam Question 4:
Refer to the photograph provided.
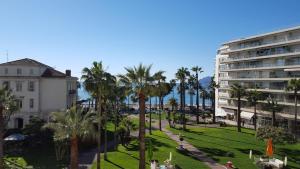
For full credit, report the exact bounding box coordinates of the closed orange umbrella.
[266,138,273,157]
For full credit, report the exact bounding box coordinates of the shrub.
[256,126,297,144]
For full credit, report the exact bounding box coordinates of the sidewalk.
[78,140,116,169]
[163,129,226,169]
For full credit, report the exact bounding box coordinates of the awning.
[241,111,254,119]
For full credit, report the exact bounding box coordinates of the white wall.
[40,78,68,119]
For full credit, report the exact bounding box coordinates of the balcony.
[219,96,296,107]
[221,50,300,63]
[220,63,300,72]
[221,36,300,54]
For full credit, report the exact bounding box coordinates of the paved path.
[163,129,226,169]
[159,119,226,169]
[78,140,116,169]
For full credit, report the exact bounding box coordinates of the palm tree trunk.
[196,73,200,124]
[139,92,146,169]
[0,106,4,169]
[70,134,79,169]
[190,92,192,108]
[212,92,216,123]
[149,96,152,135]
[127,96,130,112]
[182,83,186,130]
[237,96,241,132]
[294,91,298,135]
[254,104,257,131]
[114,104,118,150]
[272,110,276,127]
[104,110,108,160]
[202,94,205,110]
[96,95,102,169]
[159,96,162,131]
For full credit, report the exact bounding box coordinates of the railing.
[220,62,300,71]
[225,35,300,52]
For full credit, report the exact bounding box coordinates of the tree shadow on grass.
[105,159,125,169]
[236,148,263,156]
[117,150,140,161]
[277,148,300,164]
[177,128,262,148]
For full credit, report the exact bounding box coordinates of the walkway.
[160,119,226,169]
[163,129,226,169]
[78,140,116,169]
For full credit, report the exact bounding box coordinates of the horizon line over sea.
[78,86,212,106]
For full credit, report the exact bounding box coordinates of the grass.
[169,126,300,169]
[91,130,209,169]
[5,143,68,168]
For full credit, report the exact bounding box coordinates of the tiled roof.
[0,58,52,68]
[0,58,70,78]
[41,68,66,78]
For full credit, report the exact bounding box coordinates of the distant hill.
[199,76,211,89]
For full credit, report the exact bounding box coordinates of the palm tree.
[168,98,178,127]
[101,74,116,160]
[153,71,166,131]
[160,82,173,127]
[148,84,156,135]
[191,66,203,124]
[230,83,246,132]
[208,75,219,123]
[118,64,152,169]
[286,79,300,134]
[246,90,264,130]
[200,85,208,111]
[0,88,18,169]
[175,67,190,130]
[81,61,111,169]
[45,107,95,169]
[266,95,283,127]
[188,75,196,108]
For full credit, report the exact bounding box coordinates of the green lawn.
[169,126,300,169]
[5,143,68,168]
[147,111,167,121]
[91,130,209,169]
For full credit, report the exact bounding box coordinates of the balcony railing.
[221,49,300,63]
[220,62,300,71]
[223,36,300,53]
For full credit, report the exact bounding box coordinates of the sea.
[78,85,212,106]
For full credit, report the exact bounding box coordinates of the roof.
[0,58,52,68]
[41,68,66,78]
[0,58,76,78]
[223,25,300,45]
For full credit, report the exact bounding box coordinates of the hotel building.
[0,58,78,129]
[215,26,300,132]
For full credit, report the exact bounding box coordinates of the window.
[30,69,34,75]
[16,81,22,92]
[4,68,8,75]
[18,99,23,109]
[17,68,22,75]
[29,99,34,108]
[2,81,10,89]
[28,81,35,91]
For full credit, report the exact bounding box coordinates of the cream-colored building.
[0,58,78,128]
[215,26,300,132]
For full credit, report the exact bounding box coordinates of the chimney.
[66,70,71,77]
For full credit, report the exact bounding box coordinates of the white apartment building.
[215,26,300,132]
[0,58,78,129]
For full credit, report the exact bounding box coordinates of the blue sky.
[1,0,300,80]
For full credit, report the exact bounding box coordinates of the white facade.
[215,26,300,131]
[0,58,78,129]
